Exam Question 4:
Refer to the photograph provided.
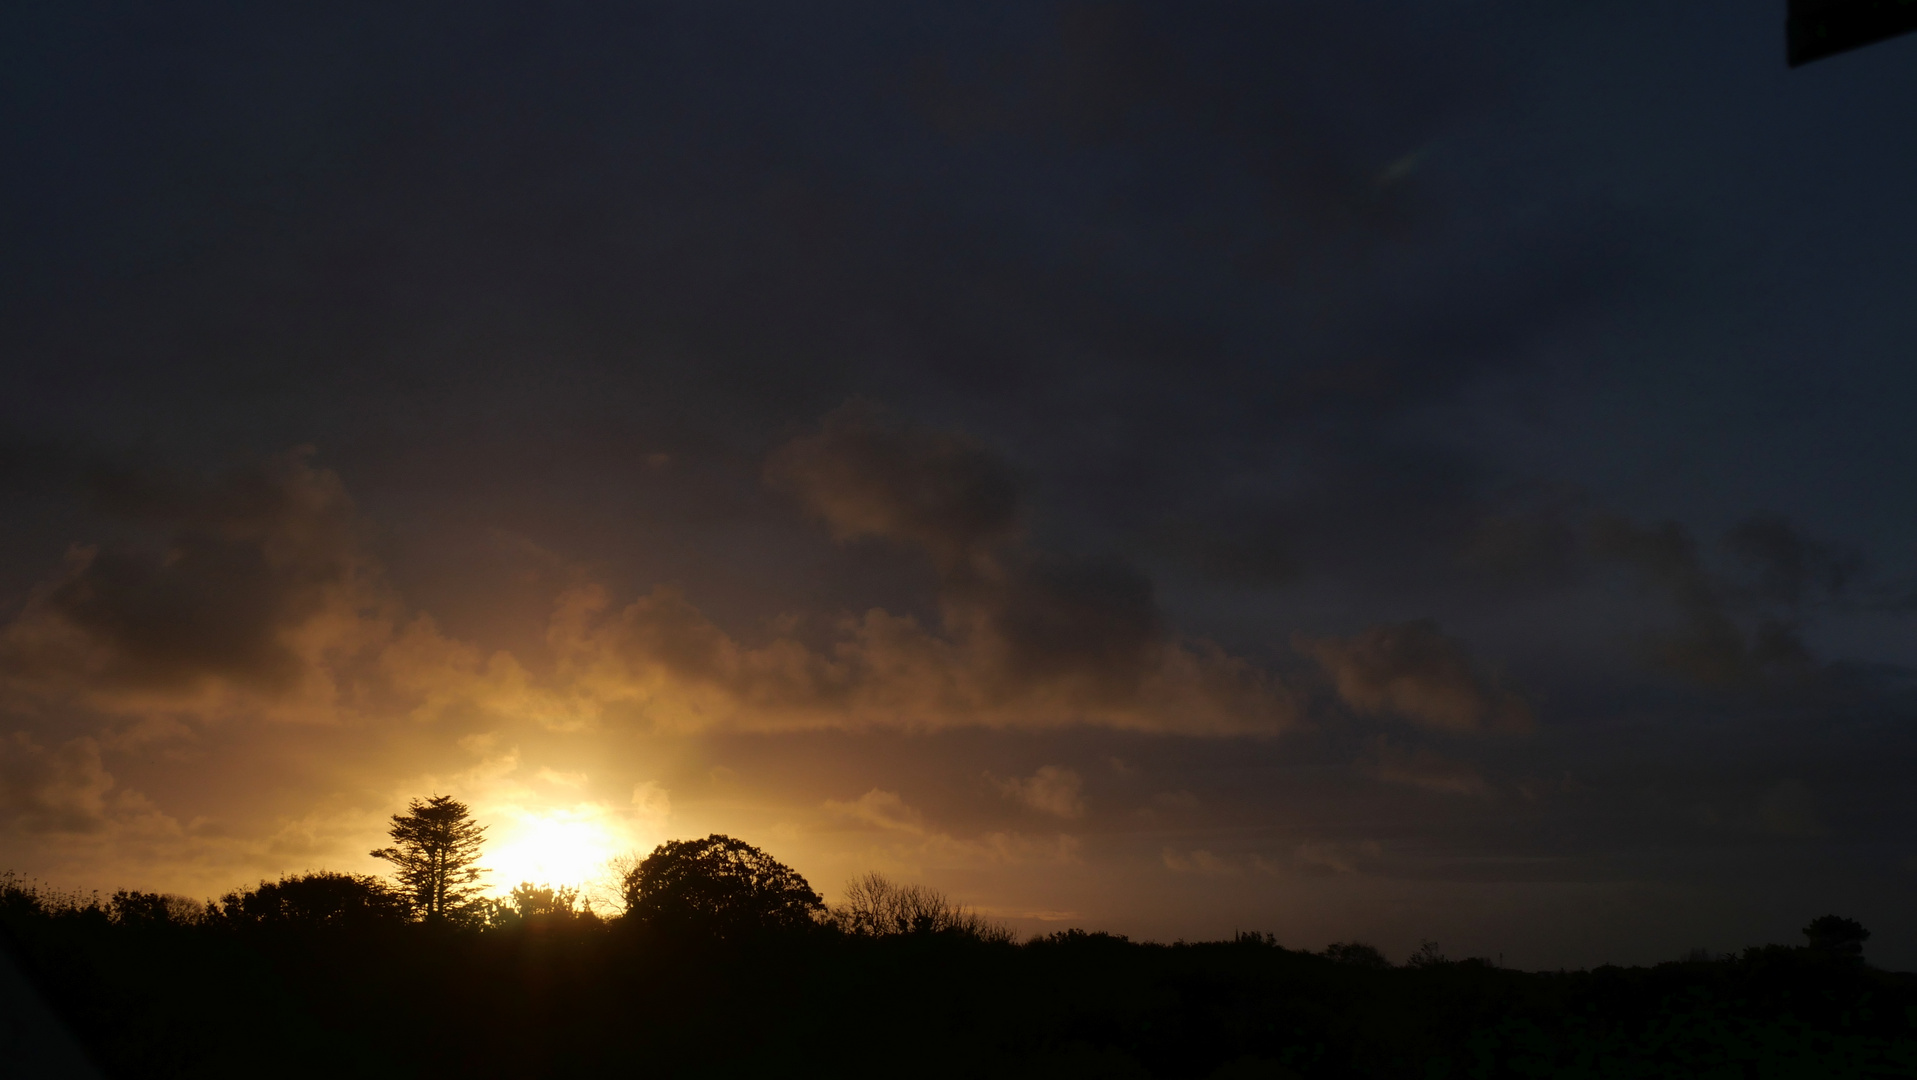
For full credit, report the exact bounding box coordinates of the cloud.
[1149,513,1299,587]
[0,730,186,859]
[1364,737,1490,798]
[1591,516,1818,686]
[771,402,1164,695]
[995,765,1086,819]
[1297,620,1531,734]
[725,405,1298,734]
[1161,848,1242,876]
[1293,840,1381,876]
[1458,509,1581,586]
[825,788,928,834]
[0,449,392,718]
[0,422,1301,905]
[1722,514,1857,608]
[381,613,578,731]
[631,781,671,823]
[1130,788,1201,826]
[0,448,693,892]
[1760,779,1820,838]
[966,552,1168,702]
[765,400,1022,571]
[0,732,118,834]
[439,407,1294,737]
[824,788,1080,868]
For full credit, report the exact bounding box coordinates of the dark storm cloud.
[769,404,1171,707]
[1363,737,1492,798]
[948,0,1506,285]
[977,553,1162,698]
[0,451,381,701]
[1146,513,1300,588]
[1297,620,1532,735]
[0,1,1629,653]
[1457,506,1583,588]
[0,440,81,494]
[0,732,117,835]
[1721,513,1858,608]
[0,1,1550,445]
[1590,515,1820,687]
[509,405,1288,734]
[766,401,1023,569]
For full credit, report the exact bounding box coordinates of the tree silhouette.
[509,881,582,918]
[1803,914,1870,960]
[1405,940,1448,968]
[622,834,823,939]
[482,881,594,929]
[370,794,488,922]
[109,889,206,928]
[835,871,1012,941]
[1323,941,1393,969]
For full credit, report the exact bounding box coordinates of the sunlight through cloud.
[482,800,661,894]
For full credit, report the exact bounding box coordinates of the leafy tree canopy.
[622,834,823,939]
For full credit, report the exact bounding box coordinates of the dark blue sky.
[3,1,1914,968]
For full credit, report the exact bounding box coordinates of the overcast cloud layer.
[3,0,1916,969]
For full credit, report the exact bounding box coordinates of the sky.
[3,0,1915,970]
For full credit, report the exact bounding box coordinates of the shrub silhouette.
[213,871,413,931]
[621,833,824,940]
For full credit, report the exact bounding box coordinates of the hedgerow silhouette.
[3,846,1911,1080]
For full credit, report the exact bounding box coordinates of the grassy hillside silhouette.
[4,838,1914,1079]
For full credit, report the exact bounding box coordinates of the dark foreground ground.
[5,894,1914,1078]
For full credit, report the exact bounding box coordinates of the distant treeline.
[4,850,1913,1079]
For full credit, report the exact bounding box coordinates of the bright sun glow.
[483,804,636,894]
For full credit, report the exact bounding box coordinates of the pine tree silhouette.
[370,794,488,922]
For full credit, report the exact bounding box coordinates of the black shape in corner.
[1789,0,1917,66]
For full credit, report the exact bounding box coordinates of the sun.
[484,804,633,893]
